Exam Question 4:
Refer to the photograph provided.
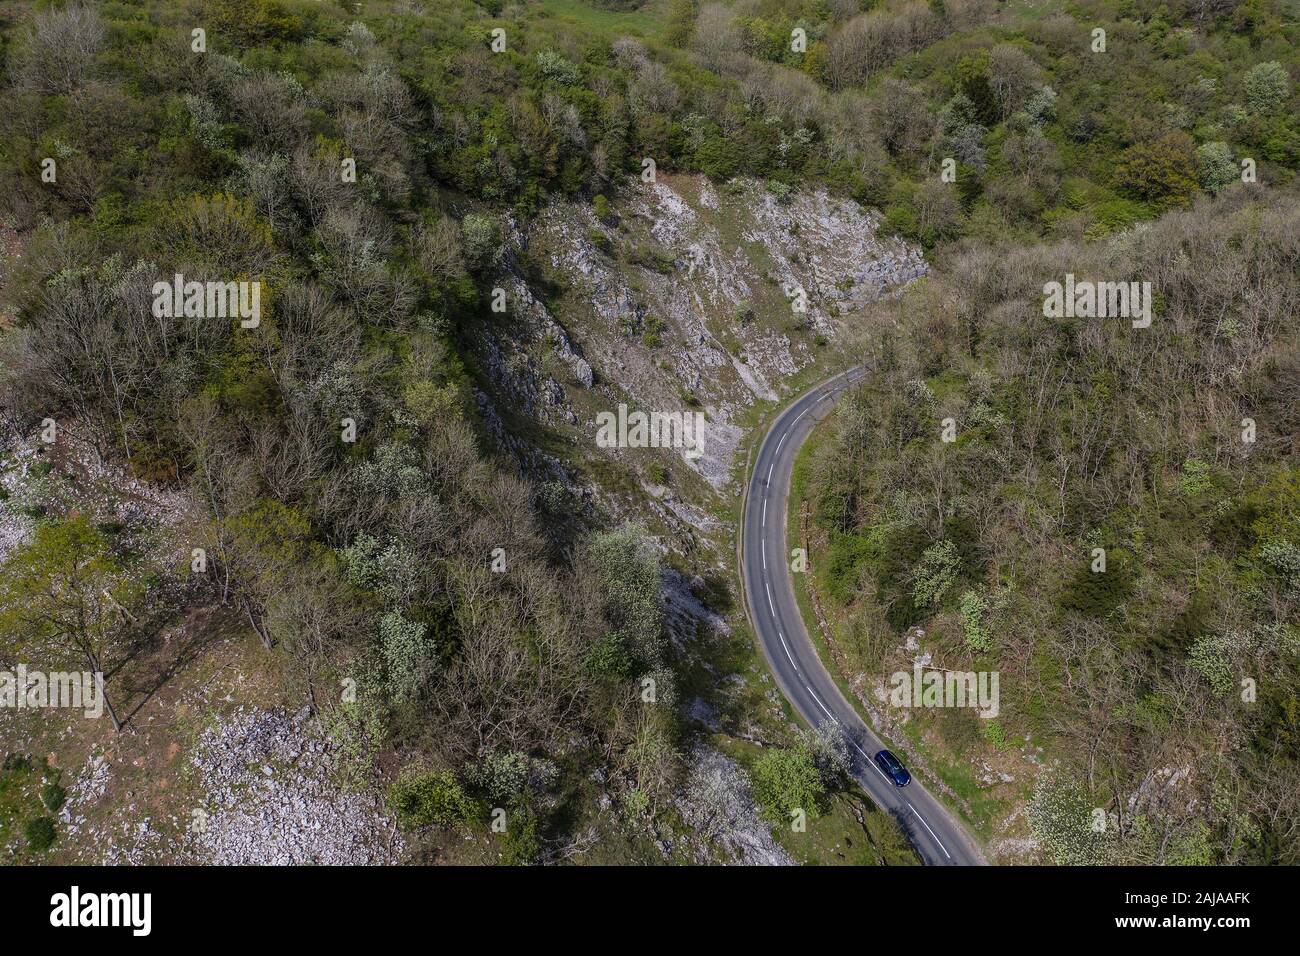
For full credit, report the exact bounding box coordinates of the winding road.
[739,367,986,866]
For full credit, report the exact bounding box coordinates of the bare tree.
[11,3,105,95]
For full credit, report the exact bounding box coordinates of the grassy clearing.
[534,0,668,40]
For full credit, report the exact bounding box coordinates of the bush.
[1243,61,1290,114]
[460,214,503,273]
[587,228,613,255]
[1196,142,1237,193]
[1113,132,1199,205]
[40,782,66,813]
[387,770,477,829]
[2,753,32,773]
[585,525,666,673]
[378,611,435,704]
[24,816,57,852]
[911,539,961,608]
[1059,549,1134,618]
[1027,775,1104,865]
[585,632,633,680]
[467,751,530,805]
[751,745,827,825]
[959,589,992,653]
[823,533,871,604]
[798,723,852,788]
[500,807,542,865]
[1177,457,1214,497]
[536,51,581,86]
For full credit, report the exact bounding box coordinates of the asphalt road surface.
[740,367,986,866]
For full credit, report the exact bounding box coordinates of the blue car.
[874,749,911,787]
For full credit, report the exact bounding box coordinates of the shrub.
[752,745,827,825]
[387,770,477,829]
[536,51,581,86]
[798,723,852,788]
[1059,549,1134,618]
[24,816,57,852]
[1177,457,1214,497]
[1188,632,1236,697]
[1027,774,1104,865]
[585,525,665,672]
[378,611,435,703]
[823,533,871,604]
[585,632,634,680]
[587,228,613,255]
[460,214,503,273]
[911,539,961,608]
[642,315,666,346]
[2,753,32,773]
[467,751,530,805]
[1243,61,1290,114]
[959,589,992,653]
[1196,142,1238,193]
[1113,132,1199,205]
[40,782,66,813]
[500,807,542,865]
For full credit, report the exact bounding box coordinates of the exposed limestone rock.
[477,175,925,503]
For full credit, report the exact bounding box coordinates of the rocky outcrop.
[189,707,404,866]
[474,174,926,517]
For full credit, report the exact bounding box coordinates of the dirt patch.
[3,614,286,864]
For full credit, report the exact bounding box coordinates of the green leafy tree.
[1113,131,1200,205]
[0,518,137,731]
[665,0,697,48]
[24,817,57,852]
[378,610,435,703]
[1243,61,1290,114]
[460,213,504,273]
[585,525,665,674]
[1196,141,1238,193]
[912,539,961,608]
[798,723,852,788]
[223,501,318,649]
[959,589,992,653]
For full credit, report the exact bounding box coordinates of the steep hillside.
[472,173,924,548]
[0,0,928,866]
[797,187,1300,864]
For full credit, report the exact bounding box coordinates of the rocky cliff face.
[473,174,926,557]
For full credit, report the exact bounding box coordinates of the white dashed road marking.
[808,688,834,721]
[744,371,973,867]
[778,632,799,671]
[908,801,952,860]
